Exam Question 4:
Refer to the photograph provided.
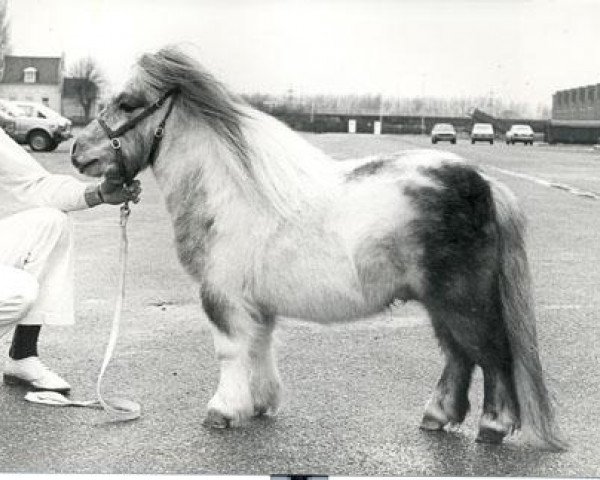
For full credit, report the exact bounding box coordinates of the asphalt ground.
[0,134,599,475]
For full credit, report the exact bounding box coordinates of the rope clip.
[120,202,131,227]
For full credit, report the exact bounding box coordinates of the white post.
[373,121,381,135]
[377,93,383,135]
[348,119,356,134]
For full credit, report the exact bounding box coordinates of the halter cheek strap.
[96,88,179,186]
[147,90,178,165]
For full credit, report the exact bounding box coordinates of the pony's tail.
[491,181,567,451]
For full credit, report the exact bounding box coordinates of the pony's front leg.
[204,323,255,428]
[202,292,280,428]
[248,317,281,417]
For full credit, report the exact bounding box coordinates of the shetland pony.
[71,46,564,450]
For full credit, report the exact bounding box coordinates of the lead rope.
[25,202,141,422]
[94,202,141,421]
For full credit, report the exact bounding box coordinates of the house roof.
[0,55,62,84]
[62,77,98,98]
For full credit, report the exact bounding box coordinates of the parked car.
[506,124,534,145]
[471,123,494,144]
[0,99,72,152]
[431,123,457,144]
[0,108,16,137]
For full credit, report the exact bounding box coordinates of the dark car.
[431,123,457,144]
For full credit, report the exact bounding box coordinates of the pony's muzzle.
[70,140,99,175]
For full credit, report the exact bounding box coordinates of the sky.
[6,0,600,107]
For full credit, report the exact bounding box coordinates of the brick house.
[0,55,64,112]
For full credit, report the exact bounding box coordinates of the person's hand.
[98,163,142,205]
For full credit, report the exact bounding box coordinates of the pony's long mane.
[135,45,341,217]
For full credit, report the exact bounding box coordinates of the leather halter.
[96,89,178,185]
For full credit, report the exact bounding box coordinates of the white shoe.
[3,357,71,393]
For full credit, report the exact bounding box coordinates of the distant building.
[0,55,64,113]
[552,83,600,120]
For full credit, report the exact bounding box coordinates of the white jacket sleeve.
[0,129,89,211]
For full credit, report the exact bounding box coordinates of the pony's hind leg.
[201,288,280,428]
[476,344,520,443]
[421,331,474,431]
[425,305,520,443]
[439,304,519,443]
[408,162,519,443]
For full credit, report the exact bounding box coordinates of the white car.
[13,101,73,128]
[0,99,71,151]
[4,100,73,152]
[506,124,534,145]
[471,123,494,144]
[431,123,457,144]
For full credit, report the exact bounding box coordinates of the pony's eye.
[119,103,137,113]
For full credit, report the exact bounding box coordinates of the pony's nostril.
[70,141,83,168]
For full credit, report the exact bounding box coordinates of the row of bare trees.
[243,92,551,119]
[67,57,105,122]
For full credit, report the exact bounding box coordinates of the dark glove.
[98,163,142,205]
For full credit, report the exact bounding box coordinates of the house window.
[41,97,49,106]
[23,67,37,83]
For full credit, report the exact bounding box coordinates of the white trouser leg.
[0,265,39,339]
[0,207,75,336]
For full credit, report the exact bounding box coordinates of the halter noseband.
[96,88,178,185]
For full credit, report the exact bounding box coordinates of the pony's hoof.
[420,403,449,431]
[420,413,447,431]
[203,409,233,429]
[254,405,269,417]
[251,378,281,418]
[252,397,280,417]
[476,426,506,444]
[476,413,513,444]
